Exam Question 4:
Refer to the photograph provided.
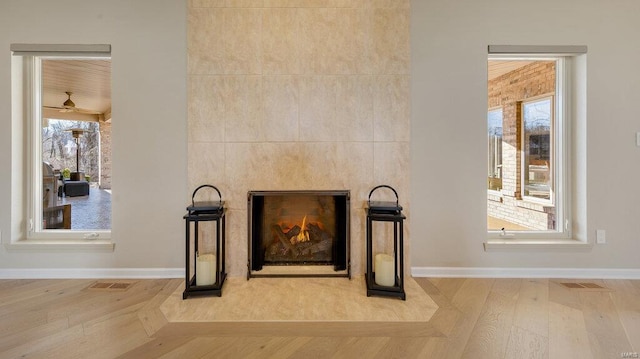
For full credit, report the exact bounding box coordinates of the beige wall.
[411,0,640,271]
[187,1,411,276]
[0,0,187,271]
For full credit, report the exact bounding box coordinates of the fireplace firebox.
[247,190,350,278]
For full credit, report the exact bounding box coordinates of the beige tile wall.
[188,0,410,277]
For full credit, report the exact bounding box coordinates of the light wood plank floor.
[0,277,638,358]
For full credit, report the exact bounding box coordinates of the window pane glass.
[487,58,559,233]
[522,98,552,200]
[488,108,503,191]
[40,58,112,231]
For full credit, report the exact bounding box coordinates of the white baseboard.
[0,268,184,279]
[4,266,639,280]
[411,266,640,279]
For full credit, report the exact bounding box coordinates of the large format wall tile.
[225,208,248,277]
[262,0,410,9]
[261,8,301,75]
[299,8,371,75]
[373,141,410,201]
[296,142,340,188]
[223,76,263,142]
[262,75,300,141]
[299,76,337,141]
[191,0,264,8]
[329,8,372,75]
[187,142,226,194]
[188,9,225,74]
[265,0,353,9]
[374,75,410,142]
[189,8,262,75]
[224,142,303,207]
[334,142,374,199]
[188,1,410,277]
[336,76,374,142]
[372,8,410,74]
[349,208,365,275]
[369,0,410,9]
[188,75,226,143]
[222,9,262,74]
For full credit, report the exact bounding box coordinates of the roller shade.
[11,44,111,57]
[488,45,587,55]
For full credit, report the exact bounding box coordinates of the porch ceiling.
[42,59,111,122]
[488,60,534,81]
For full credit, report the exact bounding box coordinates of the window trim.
[12,44,113,244]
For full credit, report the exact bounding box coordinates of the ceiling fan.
[43,91,102,115]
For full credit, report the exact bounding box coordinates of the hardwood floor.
[0,277,638,358]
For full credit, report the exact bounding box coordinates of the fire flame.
[291,215,310,244]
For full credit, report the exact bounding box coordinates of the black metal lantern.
[183,185,227,299]
[365,185,406,300]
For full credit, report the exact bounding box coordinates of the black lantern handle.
[368,184,399,206]
[191,184,222,207]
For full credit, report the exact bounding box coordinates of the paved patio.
[60,187,111,230]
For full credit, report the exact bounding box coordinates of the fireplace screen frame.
[247,190,350,279]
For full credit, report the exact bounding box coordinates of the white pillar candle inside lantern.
[196,253,216,286]
[374,253,395,287]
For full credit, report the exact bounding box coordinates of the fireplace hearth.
[248,190,350,278]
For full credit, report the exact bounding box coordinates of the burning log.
[298,238,332,256]
[267,221,333,261]
[284,225,300,239]
[300,223,333,255]
[306,223,331,243]
[289,215,310,244]
[271,224,297,255]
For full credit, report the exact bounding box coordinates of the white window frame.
[486,45,586,245]
[11,44,112,243]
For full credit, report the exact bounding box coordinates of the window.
[487,107,503,191]
[486,45,587,240]
[11,44,112,241]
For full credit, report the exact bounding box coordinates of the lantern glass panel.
[197,220,218,257]
[186,220,220,286]
[372,221,395,255]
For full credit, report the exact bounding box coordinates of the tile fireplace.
[247,190,350,278]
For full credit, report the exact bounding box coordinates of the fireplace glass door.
[248,190,349,278]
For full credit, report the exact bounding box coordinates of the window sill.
[5,239,115,252]
[484,239,592,252]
